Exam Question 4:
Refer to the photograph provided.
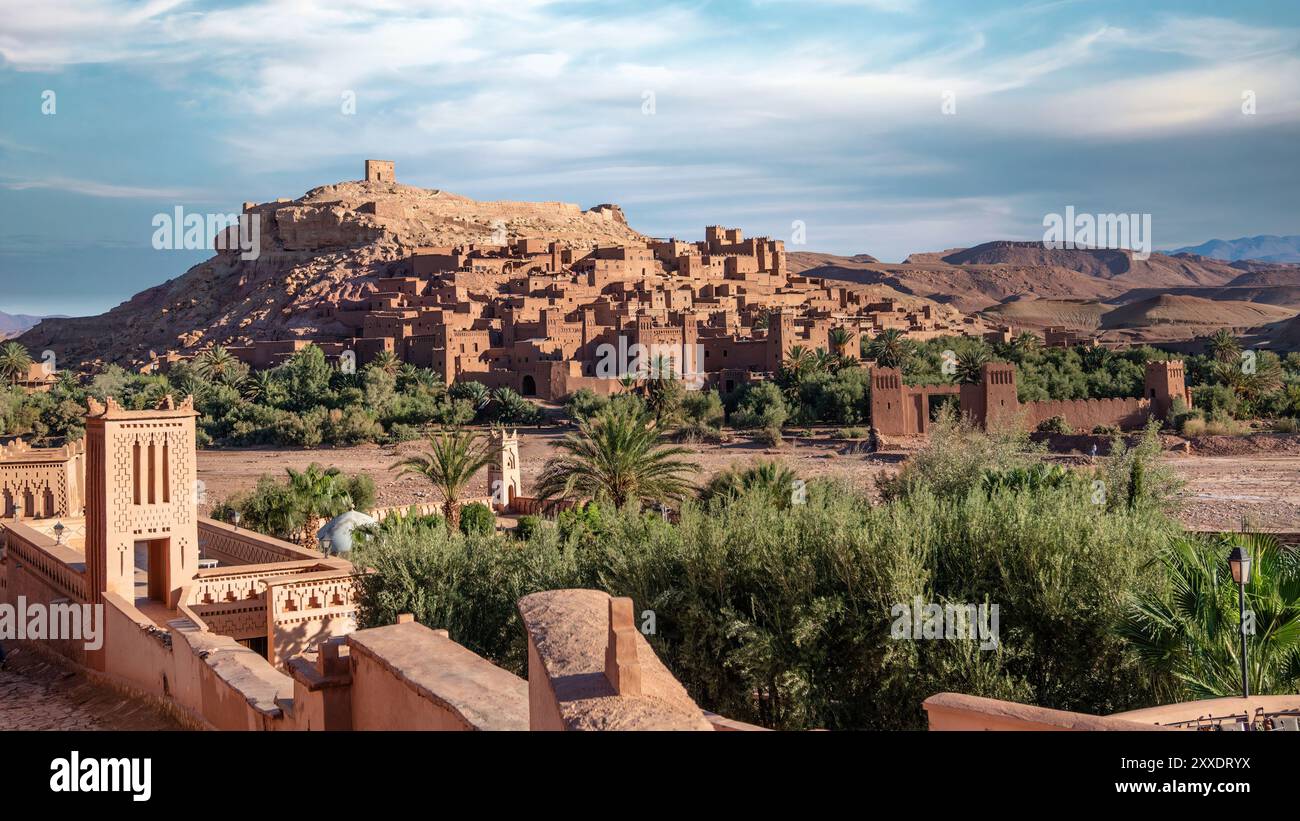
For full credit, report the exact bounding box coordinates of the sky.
[0,0,1298,317]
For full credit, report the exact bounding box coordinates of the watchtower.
[365,160,396,183]
[488,429,521,511]
[960,362,1020,429]
[83,396,199,609]
[1144,360,1191,420]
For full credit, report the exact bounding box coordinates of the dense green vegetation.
[350,414,1288,729]
[3,329,1300,449]
[0,343,541,446]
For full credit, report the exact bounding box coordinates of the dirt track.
[194,429,1300,531]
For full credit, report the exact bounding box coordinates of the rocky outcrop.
[18,180,649,369]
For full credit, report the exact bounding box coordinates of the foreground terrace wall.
[922,693,1169,731]
[344,621,529,730]
[519,589,713,731]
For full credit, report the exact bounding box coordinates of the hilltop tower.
[488,429,521,511]
[365,159,396,183]
[84,396,199,609]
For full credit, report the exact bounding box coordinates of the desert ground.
[194,428,1300,533]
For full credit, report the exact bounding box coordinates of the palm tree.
[241,370,279,403]
[865,329,910,369]
[1081,344,1112,372]
[0,342,33,386]
[194,345,239,384]
[369,349,401,376]
[811,348,839,374]
[954,348,991,385]
[1212,350,1283,408]
[1120,532,1300,703]
[1206,329,1242,365]
[644,371,686,423]
[285,464,355,549]
[783,345,813,371]
[390,427,500,532]
[536,401,697,509]
[700,460,800,509]
[450,380,490,410]
[1010,332,1041,360]
[828,327,853,358]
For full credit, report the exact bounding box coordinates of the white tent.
[316,509,378,556]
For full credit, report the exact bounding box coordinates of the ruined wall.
[1021,397,1152,432]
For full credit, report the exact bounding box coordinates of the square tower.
[84,396,199,609]
[1144,360,1191,420]
[488,429,521,511]
[365,159,396,183]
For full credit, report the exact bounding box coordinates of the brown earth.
[194,429,1300,532]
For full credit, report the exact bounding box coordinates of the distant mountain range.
[1171,235,1300,263]
[788,240,1300,343]
[0,311,61,340]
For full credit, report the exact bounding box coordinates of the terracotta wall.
[197,517,322,565]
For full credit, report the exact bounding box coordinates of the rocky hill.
[18,180,646,368]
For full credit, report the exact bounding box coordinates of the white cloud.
[1,177,198,199]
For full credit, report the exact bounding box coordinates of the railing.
[508,496,582,517]
[2,521,87,602]
[197,517,322,565]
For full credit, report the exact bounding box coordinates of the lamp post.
[1228,545,1252,700]
[53,521,65,545]
[231,510,241,531]
[320,535,332,557]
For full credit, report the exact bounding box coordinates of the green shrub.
[458,501,496,536]
[565,388,609,422]
[515,515,543,540]
[730,381,787,431]
[1035,415,1072,435]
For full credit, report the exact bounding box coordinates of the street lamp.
[53,521,65,544]
[1228,545,1252,700]
[231,510,241,530]
[320,535,333,557]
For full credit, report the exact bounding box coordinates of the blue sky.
[1,0,1298,316]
